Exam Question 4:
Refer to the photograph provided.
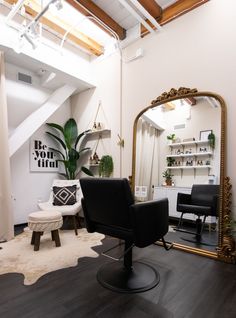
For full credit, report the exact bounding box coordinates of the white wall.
[6,63,71,224]
[71,52,121,178]
[10,104,71,224]
[6,62,52,132]
[120,0,236,216]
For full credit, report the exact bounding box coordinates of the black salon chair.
[176,184,219,244]
[80,177,170,293]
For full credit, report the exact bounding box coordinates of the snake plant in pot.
[46,118,93,179]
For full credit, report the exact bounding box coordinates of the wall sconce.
[117,134,124,147]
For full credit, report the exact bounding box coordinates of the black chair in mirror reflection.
[175,184,220,246]
[80,177,172,294]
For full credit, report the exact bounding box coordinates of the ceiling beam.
[184,97,197,106]
[161,0,209,24]
[118,0,155,34]
[5,0,104,56]
[138,0,162,20]
[129,0,162,31]
[66,0,126,40]
[141,0,209,36]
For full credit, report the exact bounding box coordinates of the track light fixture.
[19,0,63,50]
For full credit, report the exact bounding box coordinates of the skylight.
[3,0,114,56]
[38,0,113,47]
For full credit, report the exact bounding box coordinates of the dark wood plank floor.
[0,236,236,318]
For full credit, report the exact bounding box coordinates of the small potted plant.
[208,132,215,149]
[99,155,114,177]
[162,169,173,186]
[167,133,176,144]
[167,157,175,167]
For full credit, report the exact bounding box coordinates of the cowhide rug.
[0,228,104,285]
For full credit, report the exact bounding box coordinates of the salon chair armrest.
[130,198,169,248]
[177,193,191,207]
[211,194,219,216]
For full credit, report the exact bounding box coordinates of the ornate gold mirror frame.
[131,87,236,263]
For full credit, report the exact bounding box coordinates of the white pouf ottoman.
[28,211,63,251]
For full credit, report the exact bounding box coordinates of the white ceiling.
[93,0,139,30]
[92,0,177,29]
[155,0,178,9]
[1,44,94,92]
[2,45,48,74]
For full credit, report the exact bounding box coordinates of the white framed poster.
[30,129,59,172]
[199,129,212,141]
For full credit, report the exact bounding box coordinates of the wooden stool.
[28,211,63,251]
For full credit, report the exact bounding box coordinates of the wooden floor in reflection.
[167,219,218,252]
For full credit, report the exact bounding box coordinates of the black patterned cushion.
[53,185,77,206]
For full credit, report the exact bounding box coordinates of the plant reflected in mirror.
[131,88,236,262]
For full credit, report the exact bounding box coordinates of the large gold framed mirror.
[131,87,236,263]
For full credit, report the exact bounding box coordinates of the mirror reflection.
[134,95,221,252]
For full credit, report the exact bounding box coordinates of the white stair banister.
[9,84,77,157]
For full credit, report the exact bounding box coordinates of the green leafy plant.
[208,132,215,149]
[167,133,176,141]
[99,155,114,177]
[46,118,93,179]
[162,169,173,185]
[167,157,175,167]
[162,169,173,180]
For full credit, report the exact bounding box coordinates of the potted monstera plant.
[46,118,93,179]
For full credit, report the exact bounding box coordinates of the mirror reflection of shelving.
[166,139,213,177]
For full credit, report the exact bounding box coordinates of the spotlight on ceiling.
[55,0,63,11]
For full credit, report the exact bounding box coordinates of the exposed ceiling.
[0,0,209,92]
[92,0,175,30]
[1,0,209,56]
